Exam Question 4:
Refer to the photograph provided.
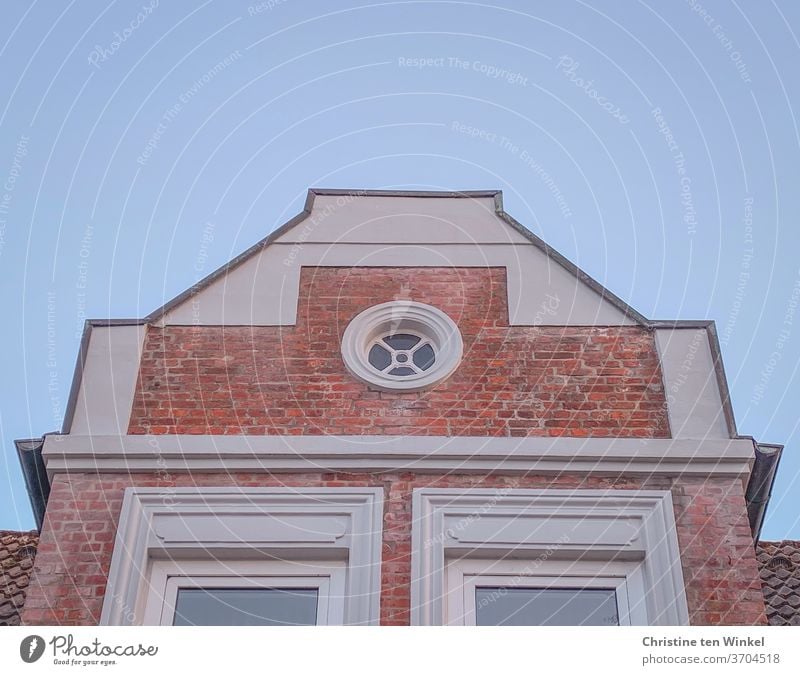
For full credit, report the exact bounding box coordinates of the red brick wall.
[675,481,767,625]
[26,266,762,625]
[128,267,670,437]
[22,473,765,626]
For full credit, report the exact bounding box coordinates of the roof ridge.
[309,188,501,198]
[759,540,800,545]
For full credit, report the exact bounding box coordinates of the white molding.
[341,301,464,392]
[159,211,635,326]
[655,327,729,439]
[99,487,383,626]
[44,433,756,479]
[69,324,146,435]
[410,488,689,626]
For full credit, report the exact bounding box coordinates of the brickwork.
[128,267,670,438]
[22,473,765,626]
[673,481,767,625]
[22,266,765,626]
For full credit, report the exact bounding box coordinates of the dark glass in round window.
[413,344,435,371]
[383,334,421,350]
[368,344,392,370]
[366,333,437,376]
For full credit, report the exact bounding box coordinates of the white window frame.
[445,558,647,626]
[341,301,464,392]
[144,560,346,626]
[100,488,383,626]
[411,488,689,626]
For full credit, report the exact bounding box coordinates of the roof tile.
[0,530,39,626]
[758,540,800,626]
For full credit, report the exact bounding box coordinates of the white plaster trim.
[655,327,729,440]
[275,194,526,244]
[410,488,689,626]
[69,325,146,435]
[99,487,383,626]
[44,434,755,479]
[341,301,463,392]
[152,191,640,326]
[158,243,634,326]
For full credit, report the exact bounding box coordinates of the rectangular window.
[101,488,383,626]
[173,587,319,626]
[411,488,689,626]
[143,560,345,626]
[474,587,619,626]
[445,559,644,626]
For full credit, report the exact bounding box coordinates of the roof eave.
[746,442,784,542]
[14,437,50,531]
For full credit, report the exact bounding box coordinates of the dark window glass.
[475,587,619,626]
[368,344,392,370]
[173,588,318,626]
[368,333,436,377]
[383,334,421,350]
[412,344,435,370]
[388,367,415,376]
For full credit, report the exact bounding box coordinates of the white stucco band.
[69,324,146,435]
[100,487,384,626]
[655,327,730,439]
[279,194,531,244]
[158,194,634,326]
[159,243,633,327]
[42,433,757,479]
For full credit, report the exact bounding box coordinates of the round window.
[341,301,463,392]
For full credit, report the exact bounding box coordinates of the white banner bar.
[1,626,798,674]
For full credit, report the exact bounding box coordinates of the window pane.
[368,344,392,370]
[173,588,318,626]
[475,587,619,626]
[412,344,435,370]
[383,334,420,350]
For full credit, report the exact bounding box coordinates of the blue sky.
[0,1,798,537]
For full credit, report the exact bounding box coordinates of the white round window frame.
[341,301,464,392]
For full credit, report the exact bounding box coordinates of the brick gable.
[129,267,669,437]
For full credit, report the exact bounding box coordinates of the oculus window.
[341,301,462,391]
[367,332,436,376]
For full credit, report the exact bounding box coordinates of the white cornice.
[42,434,755,479]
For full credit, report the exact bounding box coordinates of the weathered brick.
[128,268,670,438]
[19,266,763,626]
[22,473,765,626]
